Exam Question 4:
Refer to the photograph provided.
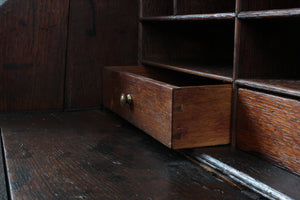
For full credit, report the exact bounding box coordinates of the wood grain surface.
[103,66,174,147]
[173,85,232,149]
[0,110,254,200]
[237,88,300,176]
[177,0,235,15]
[0,130,8,200]
[66,0,138,109]
[142,0,173,16]
[240,0,300,11]
[0,0,69,111]
[185,146,300,199]
[104,66,232,149]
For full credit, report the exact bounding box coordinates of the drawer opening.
[114,66,229,87]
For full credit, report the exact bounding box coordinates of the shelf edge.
[236,79,300,98]
[142,60,233,83]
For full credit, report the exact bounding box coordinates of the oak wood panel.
[237,88,300,176]
[103,67,174,147]
[0,110,253,200]
[240,0,300,11]
[0,0,69,111]
[177,0,235,15]
[66,0,138,109]
[173,86,232,149]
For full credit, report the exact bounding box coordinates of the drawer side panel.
[172,85,232,149]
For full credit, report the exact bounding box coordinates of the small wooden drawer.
[237,88,300,176]
[103,66,232,149]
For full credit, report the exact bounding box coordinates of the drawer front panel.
[237,88,300,175]
[103,68,173,147]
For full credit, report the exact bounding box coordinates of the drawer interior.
[112,66,229,87]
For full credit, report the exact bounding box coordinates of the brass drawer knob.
[120,93,133,106]
[126,94,132,105]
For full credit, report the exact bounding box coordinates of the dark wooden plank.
[177,0,235,15]
[1,110,254,200]
[238,8,300,19]
[0,130,8,200]
[140,13,236,21]
[184,146,300,200]
[142,59,233,82]
[236,79,300,98]
[0,0,69,111]
[237,88,300,176]
[66,0,138,109]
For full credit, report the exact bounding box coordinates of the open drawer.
[103,66,232,149]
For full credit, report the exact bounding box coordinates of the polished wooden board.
[1,110,253,199]
[0,130,8,200]
[0,0,69,111]
[237,88,300,176]
[66,0,138,109]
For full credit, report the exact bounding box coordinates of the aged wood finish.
[238,8,300,19]
[66,0,138,109]
[176,0,235,15]
[236,79,300,98]
[0,0,69,111]
[0,130,8,200]
[240,0,300,11]
[103,66,232,149]
[140,13,236,21]
[141,21,234,81]
[237,89,300,176]
[237,19,300,79]
[142,0,173,17]
[142,59,233,82]
[0,110,254,200]
[103,66,174,147]
[172,86,232,149]
[185,146,300,199]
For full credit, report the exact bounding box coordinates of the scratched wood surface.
[0,110,254,200]
[0,0,69,111]
[237,88,300,176]
[66,0,138,109]
[0,130,8,200]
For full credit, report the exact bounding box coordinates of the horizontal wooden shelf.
[238,8,300,19]
[236,79,300,98]
[141,59,233,82]
[140,13,236,21]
